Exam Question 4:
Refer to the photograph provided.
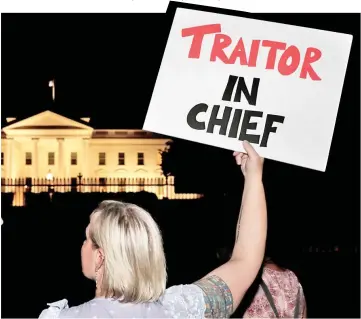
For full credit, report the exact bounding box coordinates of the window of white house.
[48,152,55,165]
[99,152,106,165]
[71,152,77,165]
[25,152,32,165]
[118,152,125,165]
[137,152,144,165]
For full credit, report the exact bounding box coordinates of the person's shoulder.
[39,298,106,318]
[162,275,233,318]
[281,269,306,298]
[161,283,206,318]
[193,275,233,318]
[284,269,303,286]
[39,299,71,318]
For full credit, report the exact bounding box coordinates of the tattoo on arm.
[194,275,233,318]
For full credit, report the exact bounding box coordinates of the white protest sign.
[143,8,353,171]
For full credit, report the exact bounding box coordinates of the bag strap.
[260,279,280,318]
[294,286,301,318]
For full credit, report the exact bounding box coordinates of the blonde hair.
[89,200,167,303]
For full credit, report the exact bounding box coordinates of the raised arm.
[194,141,267,318]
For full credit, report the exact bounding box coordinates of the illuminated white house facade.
[1,110,200,204]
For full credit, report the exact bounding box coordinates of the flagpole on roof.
[49,79,55,101]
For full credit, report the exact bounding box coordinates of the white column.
[57,138,64,177]
[6,138,13,178]
[64,140,70,178]
[83,138,89,178]
[32,138,39,178]
[82,138,90,192]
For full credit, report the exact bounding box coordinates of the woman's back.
[40,283,208,318]
[244,265,306,318]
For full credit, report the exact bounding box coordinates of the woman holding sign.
[39,141,267,318]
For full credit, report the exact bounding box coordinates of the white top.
[39,284,206,318]
[39,275,234,318]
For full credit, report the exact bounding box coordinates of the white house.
[1,110,200,205]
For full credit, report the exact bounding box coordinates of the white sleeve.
[161,284,206,318]
[39,299,69,319]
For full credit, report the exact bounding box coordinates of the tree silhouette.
[159,141,176,198]
[159,141,174,179]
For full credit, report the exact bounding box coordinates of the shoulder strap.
[260,279,280,318]
[294,286,301,318]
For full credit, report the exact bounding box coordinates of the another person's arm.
[194,141,267,317]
